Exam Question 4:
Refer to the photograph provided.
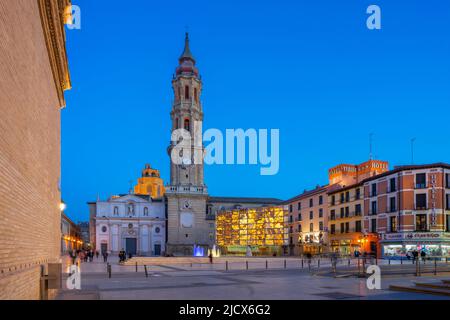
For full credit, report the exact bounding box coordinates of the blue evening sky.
[62,0,450,222]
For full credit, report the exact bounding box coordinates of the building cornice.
[37,0,72,108]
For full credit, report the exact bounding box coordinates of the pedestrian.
[95,251,99,259]
[420,250,426,262]
[209,252,213,264]
[102,251,108,263]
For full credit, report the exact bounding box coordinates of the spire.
[179,32,195,63]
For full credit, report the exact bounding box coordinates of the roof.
[360,162,450,184]
[179,32,195,63]
[208,196,283,205]
[283,184,330,204]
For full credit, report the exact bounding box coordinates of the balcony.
[415,183,426,189]
[415,205,428,211]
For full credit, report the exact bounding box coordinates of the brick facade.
[0,0,71,299]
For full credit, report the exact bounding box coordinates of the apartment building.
[363,163,450,258]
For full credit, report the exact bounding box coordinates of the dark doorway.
[101,243,107,254]
[154,244,161,256]
[126,238,137,255]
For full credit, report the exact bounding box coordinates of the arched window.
[184,118,190,131]
[194,88,198,103]
[185,85,190,99]
[113,207,119,216]
[144,207,149,216]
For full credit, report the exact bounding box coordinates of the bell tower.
[166,33,211,255]
[168,32,205,187]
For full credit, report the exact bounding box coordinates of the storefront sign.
[382,232,449,241]
[430,174,437,226]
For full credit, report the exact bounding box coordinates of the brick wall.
[0,0,63,299]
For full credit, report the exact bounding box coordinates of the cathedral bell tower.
[166,33,211,255]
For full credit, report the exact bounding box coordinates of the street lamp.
[60,200,66,212]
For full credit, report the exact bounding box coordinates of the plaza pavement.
[57,255,450,300]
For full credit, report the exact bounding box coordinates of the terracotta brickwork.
[0,0,70,299]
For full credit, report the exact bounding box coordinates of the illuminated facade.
[134,164,165,198]
[216,206,288,255]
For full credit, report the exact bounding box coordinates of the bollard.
[348,259,350,266]
[190,263,193,268]
[266,260,268,270]
[434,258,437,276]
[284,260,287,269]
[301,259,304,269]
[246,261,248,270]
[318,259,320,268]
[144,265,148,278]
[135,261,138,272]
[226,260,228,271]
[107,263,111,278]
[401,257,403,265]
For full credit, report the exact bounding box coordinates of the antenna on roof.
[369,133,374,160]
[411,138,416,164]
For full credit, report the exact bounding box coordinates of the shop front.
[381,232,450,259]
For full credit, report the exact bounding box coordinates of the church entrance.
[154,244,161,256]
[126,238,137,256]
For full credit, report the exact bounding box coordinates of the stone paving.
[58,256,450,300]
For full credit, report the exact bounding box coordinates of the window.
[371,201,377,215]
[319,221,324,231]
[355,204,362,216]
[184,118,190,131]
[309,211,313,219]
[144,207,149,216]
[390,216,397,233]
[345,206,349,218]
[355,220,362,232]
[319,208,323,218]
[355,188,360,200]
[101,226,107,233]
[345,191,350,202]
[113,207,119,216]
[390,197,396,212]
[194,88,198,102]
[298,224,302,232]
[416,214,427,231]
[389,178,396,192]
[330,210,336,220]
[319,196,323,205]
[371,184,377,197]
[345,222,350,233]
[371,219,377,233]
[289,204,293,213]
[289,226,293,233]
[289,215,293,223]
[340,193,345,203]
[331,224,336,234]
[155,227,161,234]
[446,174,450,188]
[298,213,302,221]
[340,207,344,218]
[310,223,313,232]
[290,237,293,245]
[309,198,313,207]
[331,195,335,206]
[415,193,427,210]
[446,215,450,232]
[185,85,190,99]
[416,173,426,189]
[297,202,301,210]
[447,194,450,210]
[340,223,345,234]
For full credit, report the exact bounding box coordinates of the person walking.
[209,252,213,264]
[95,251,99,259]
[102,251,108,263]
[420,250,426,262]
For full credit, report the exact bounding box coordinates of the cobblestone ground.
[57,256,450,300]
